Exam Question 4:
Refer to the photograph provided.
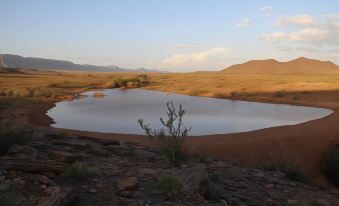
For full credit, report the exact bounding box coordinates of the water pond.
[47,89,332,136]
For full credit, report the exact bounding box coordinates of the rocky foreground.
[0,134,338,206]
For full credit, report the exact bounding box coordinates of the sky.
[1,0,339,72]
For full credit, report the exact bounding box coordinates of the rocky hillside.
[222,57,339,74]
[0,133,338,206]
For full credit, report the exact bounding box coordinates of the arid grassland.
[1,69,339,187]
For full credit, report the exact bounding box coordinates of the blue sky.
[1,0,339,71]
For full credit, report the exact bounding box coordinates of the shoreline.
[45,88,335,137]
[24,87,339,187]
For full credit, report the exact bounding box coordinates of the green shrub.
[32,88,48,97]
[137,74,149,84]
[293,96,299,101]
[58,132,68,139]
[320,144,339,187]
[287,200,306,206]
[66,162,96,181]
[0,120,33,155]
[274,91,284,98]
[230,91,237,97]
[104,75,149,89]
[263,158,308,183]
[115,78,128,87]
[156,175,182,199]
[138,102,190,166]
[12,88,33,97]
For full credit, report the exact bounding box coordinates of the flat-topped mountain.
[222,57,339,74]
[0,54,163,72]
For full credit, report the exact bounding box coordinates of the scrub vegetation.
[138,102,190,166]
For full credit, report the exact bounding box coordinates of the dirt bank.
[2,71,339,187]
[17,90,337,187]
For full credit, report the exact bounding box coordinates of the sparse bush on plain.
[46,83,57,88]
[230,91,237,97]
[274,91,284,98]
[138,102,190,166]
[0,87,54,98]
[0,120,33,155]
[213,92,228,99]
[263,157,308,183]
[156,174,182,199]
[103,75,149,89]
[66,162,96,181]
[137,74,149,85]
[12,88,33,97]
[319,144,339,187]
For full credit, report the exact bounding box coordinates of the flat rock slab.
[48,150,75,163]
[0,157,66,174]
[117,177,139,191]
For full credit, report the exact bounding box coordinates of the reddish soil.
[19,95,339,187]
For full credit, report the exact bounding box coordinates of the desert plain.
[2,58,339,187]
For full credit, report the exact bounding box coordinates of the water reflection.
[47,89,332,135]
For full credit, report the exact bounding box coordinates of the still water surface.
[47,89,332,135]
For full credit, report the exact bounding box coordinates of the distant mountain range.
[222,57,339,74]
[0,54,164,73]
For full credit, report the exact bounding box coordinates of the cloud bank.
[258,13,339,46]
[158,47,233,70]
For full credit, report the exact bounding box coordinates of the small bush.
[104,75,149,89]
[288,200,306,206]
[137,74,149,85]
[0,120,33,155]
[32,88,51,97]
[230,91,237,97]
[156,175,182,199]
[293,96,299,101]
[274,91,284,98]
[263,158,308,183]
[66,162,96,181]
[1,87,55,98]
[320,144,339,187]
[12,88,33,97]
[58,132,68,139]
[213,92,228,99]
[138,102,190,166]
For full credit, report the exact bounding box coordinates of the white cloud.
[260,6,273,17]
[277,14,316,26]
[289,28,328,41]
[160,47,232,69]
[259,28,328,42]
[236,18,251,27]
[175,44,198,49]
[275,45,321,53]
[260,6,273,10]
[258,32,287,42]
[258,13,339,46]
[48,47,64,52]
